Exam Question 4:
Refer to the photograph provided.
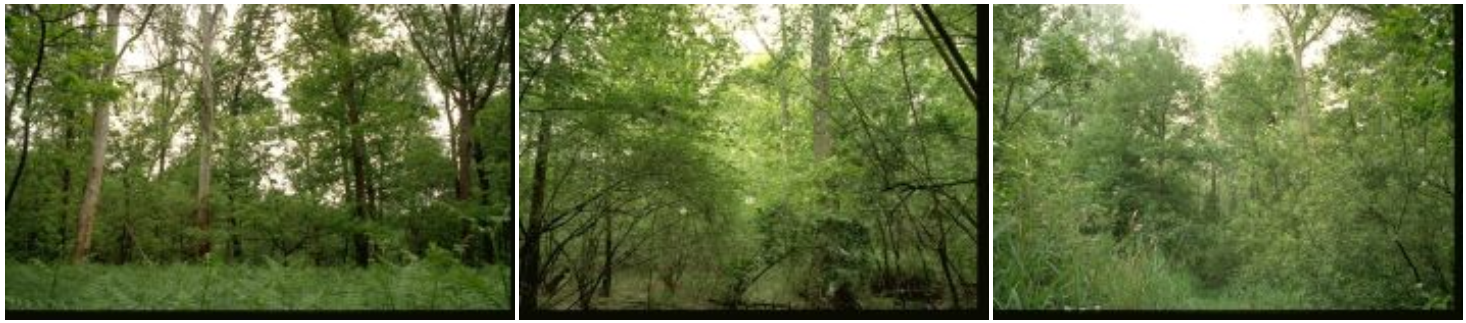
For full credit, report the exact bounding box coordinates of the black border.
[990,4,1464,320]
[979,2,992,321]
[520,310,987,320]
[4,310,513,320]
[1453,2,1464,319]
[997,310,1455,320]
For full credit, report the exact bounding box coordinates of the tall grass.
[5,260,509,310]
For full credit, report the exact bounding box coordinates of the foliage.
[994,4,1455,310]
[6,4,512,309]
[518,4,977,310]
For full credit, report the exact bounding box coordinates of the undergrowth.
[5,258,509,310]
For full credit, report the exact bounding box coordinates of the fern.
[5,262,509,310]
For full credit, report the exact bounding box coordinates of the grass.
[570,266,953,310]
[995,230,1312,310]
[5,260,510,310]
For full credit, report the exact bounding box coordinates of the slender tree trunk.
[776,5,791,132]
[914,5,980,111]
[324,6,373,267]
[5,6,41,126]
[347,86,370,267]
[58,18,82,251]
[194,4,222,259]
[153,74,175,178]
[811,4,833,160]
[599,213,613,297]
[1291,41,1310,140]
[523,115,552,310]
[5,7,48,208]
[935,223,960,309]
[72,4,125,264]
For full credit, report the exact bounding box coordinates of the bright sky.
[112,6,456,194]
[706,4,778,63]
[1126,4,1341,73]
[1127,4,1273,72]
[1126,4,1349,112]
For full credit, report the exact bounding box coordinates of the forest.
[5,5,512,309]
[518,4,979,310]
[995,4,1456,310]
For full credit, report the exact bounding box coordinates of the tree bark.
[323,6,373,267]
[194,4,222,259]
[72,4,125,264]
[455,94,477,200]
[1270,5,1334,140]
[523,115,552,310]
[153,67,176,178]
[599,212,613,297]
[5,5,47,209]
[811,4,833,160]
[776,5,791,132]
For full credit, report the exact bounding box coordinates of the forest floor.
[1179,289,1256,309]
[587,268,803,310]
[583,267,946,310]
[5,261,510,310]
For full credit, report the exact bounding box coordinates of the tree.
[1268,4,1336,138]
[73,4,154,264]
[192,4,221,259]
[810,4,832,160]
[519,4,977,310]
[996,4,1454,310]
[518,5,740,309]
[397,5,512,203]
[4,5,71,209]
[8,7,513,305]
[285,4,391,266]
[397,4,514,265]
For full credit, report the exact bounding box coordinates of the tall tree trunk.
[1291,40,1309,140]
[324,6,372,267]
[810,4,833,160]
[194,4,222,259]
[1269,4,1334,141]
[72,4,125,264]
[523,115,552,310]
[153,71,175,178]
[935,222,961,309]
[348,96,370,267]
[347,82,371,267]
[455,93,479,264]
[776,5,791,132]
[456,95,476,200]
[599,213,614,297]
[5,5,41,127]
[60,16,86,255]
